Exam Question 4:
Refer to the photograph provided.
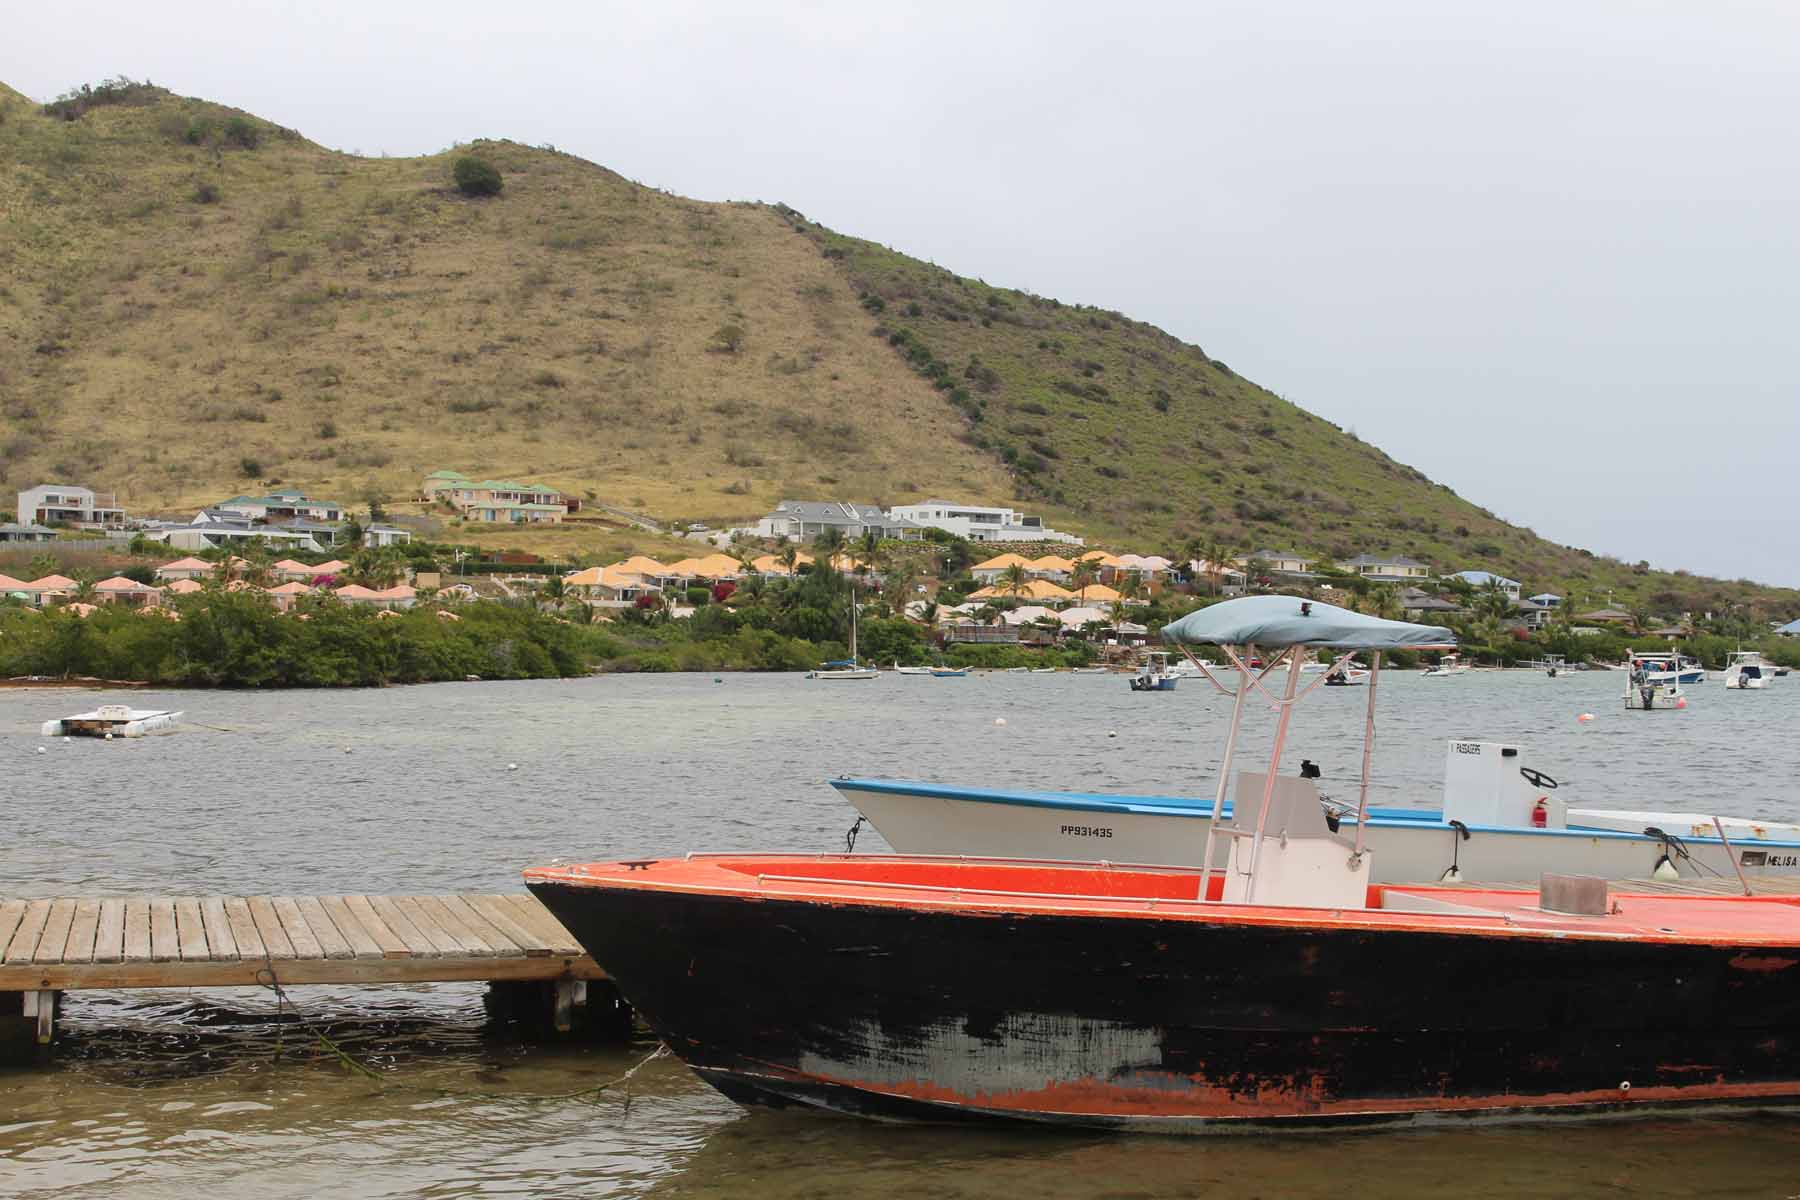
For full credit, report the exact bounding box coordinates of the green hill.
[1,77,1794,622]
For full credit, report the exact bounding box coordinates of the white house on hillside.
[885,500,1082,544]
[1337,553,1433,583]
[756,501,923,542]
[17,484,127,529]
[1448,570,1521,601]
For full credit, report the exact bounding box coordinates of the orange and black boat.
[526,853,1800,1131]
[528,600,1800,1131]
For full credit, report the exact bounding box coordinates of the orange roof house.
[164,578,205,595]
[749,551,815,575]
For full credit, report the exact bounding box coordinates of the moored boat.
[1724,651,1774,691]
[1625,651,1684,709]
[1128,651,1180,692]
[526,854,1800,1130]
[834,596,1798,883]
[40,705,183,738]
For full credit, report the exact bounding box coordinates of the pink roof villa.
[266,581,314,611]
[164,578,206,595]
[155,556,215,582]
[94,576,161,606]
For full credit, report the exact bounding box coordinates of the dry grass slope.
[0,78,1793,617]
[0,81,1008,533]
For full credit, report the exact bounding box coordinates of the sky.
[11,1,1799,585]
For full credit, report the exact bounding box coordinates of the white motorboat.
[832,595,1800,885]
[1625,650,1684,709]
[1420,653,1469,677]
[1724,651,1774,690]
[892,662,934,676]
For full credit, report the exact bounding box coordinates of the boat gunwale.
[524,856,1800,947]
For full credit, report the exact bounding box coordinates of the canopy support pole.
[1352,651,1382,862]
[1245,646,1305,904]
[1197,656,1253,902]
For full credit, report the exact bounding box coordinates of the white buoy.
[993,718,1007,727]
[36,746,47,755]
[507,762,519,771]
[1652,855,1681,882]
[344,746,354,754]
[1107,730,1118,738]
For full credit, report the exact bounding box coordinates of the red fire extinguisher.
[1531,796,1548,829]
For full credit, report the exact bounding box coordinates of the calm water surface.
[3,670,1797,1197]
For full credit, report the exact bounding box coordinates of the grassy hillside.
[1,78,1795,621]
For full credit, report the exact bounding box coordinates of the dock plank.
[222,898,262,961]
[367,895,440,958]
[464,894,555,956]
[198,897,239,961]
[173,898,209,961]
[94,899,125,963]
[342,895,411,959]
[0,901,27,962]
[272,897,325,960]
[414,896,497,957]
[34,900,78,965]
[501,892,584,954]
[391,896,469,957]
[318,896,384,960]
[441,896,526,958]
[122,901,152,963]
[247,897,295,960]
[296,896,356,961]
[148,898,179,962]
[6,900,52,964]
[61,899,103,965]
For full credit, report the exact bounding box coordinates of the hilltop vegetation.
[1,77,1795,623]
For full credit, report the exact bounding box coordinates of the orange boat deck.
[528,855,1800,947]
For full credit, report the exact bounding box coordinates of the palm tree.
[778,543,801,577]
[882,562,918,613]
[1200,539,1237,595]
[1000,562,1030,601]
[27,552,59,580]
[1118,570,1146,607]
[856,529,883,575]
[71,569,97,604]
[812,526,847,566]
[1069,559,1098,603]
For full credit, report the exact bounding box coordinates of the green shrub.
[453,156,504,197]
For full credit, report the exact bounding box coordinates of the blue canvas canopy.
[1161,595,1456,650]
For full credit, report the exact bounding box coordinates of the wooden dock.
[0,893,608,1051]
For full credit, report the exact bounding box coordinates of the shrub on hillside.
[453,156,503,197]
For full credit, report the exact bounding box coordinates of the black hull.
[528,880,1800,1131]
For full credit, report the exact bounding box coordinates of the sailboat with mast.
[808,584,879,680]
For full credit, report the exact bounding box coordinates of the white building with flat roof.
[17,484,126,529]
[885,500,1081,545]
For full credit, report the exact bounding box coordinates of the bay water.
[3,669,1796,1197]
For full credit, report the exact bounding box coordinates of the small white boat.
[1625,651,1684,709]
[892,662,934,676]
[1724,651,1774,690]
[41,705,183,738]
[1420,654,1469,678]
[1030,667,1059,674]
[1128,651,1180,692]
[1539,655,1579,678]
[832,595,1800,885]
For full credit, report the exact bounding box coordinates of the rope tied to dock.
[254,961,384,1081]
[249,956,673,1108]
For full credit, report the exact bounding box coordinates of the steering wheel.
[1519,766,1559,790]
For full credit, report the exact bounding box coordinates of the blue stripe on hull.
[827,779,1800,850]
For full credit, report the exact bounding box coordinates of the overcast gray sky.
[13,2,1799,585]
